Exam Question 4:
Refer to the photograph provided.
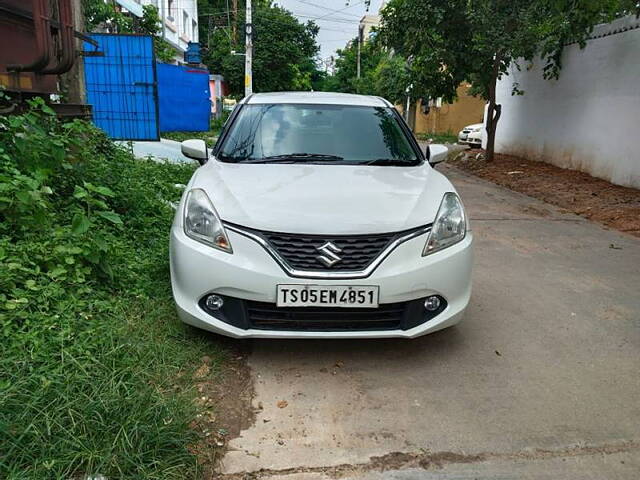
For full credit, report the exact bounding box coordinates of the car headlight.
[423,192,466,256]
[472,127,482,132]
[184,188,232,253]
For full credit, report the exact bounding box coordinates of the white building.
[116,0,199,64]
[359,14,380,40]
[358,1,386,40]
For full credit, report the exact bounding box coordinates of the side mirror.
[427,144,448,166]
[181,139,208,165]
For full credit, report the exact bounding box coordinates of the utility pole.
[159,0,166,40]
[404,83,413,124]
[356,24,363,80]
[244,0,253,97]
[232,0,238,43]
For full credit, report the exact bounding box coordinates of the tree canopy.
[321,37,385,95]
[318,34,424,105]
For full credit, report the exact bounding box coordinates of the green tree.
[199,0,322,95]
[373,54,412,104]
[380,0,639,161]
[318,34,430,108]
[322,37,386,95]
[138,5,176,63]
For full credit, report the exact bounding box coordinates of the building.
[116,0,199,64]
[359,14,380,40]
[414,84,485,135]
[358,0,386,39]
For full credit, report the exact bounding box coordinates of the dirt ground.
[189,339,256,476]
[449,150,640,237]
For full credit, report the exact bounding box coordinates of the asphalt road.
[216,164,640,480]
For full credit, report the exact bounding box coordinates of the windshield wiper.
[362,158,413,166]
[241,153,344,164]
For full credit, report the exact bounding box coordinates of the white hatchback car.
[171,92,473,339]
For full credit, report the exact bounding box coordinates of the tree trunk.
[485,101,501,162]
[485,53,502,162]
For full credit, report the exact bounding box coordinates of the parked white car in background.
[458,123,484,148]
[171,92,473,339]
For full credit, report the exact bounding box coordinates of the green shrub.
[0,98,221,479]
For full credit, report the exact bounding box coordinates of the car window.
[217,104,420,165]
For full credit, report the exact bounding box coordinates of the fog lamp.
[205,294,224,311]
[424,296,441,311]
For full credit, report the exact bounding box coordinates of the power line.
[313,0,366,21]
[318,26,359,33]
[288,0,362,19]
[293,14,360,24]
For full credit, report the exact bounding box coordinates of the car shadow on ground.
[237,324,469,364]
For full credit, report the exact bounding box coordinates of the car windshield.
[217,104,420,165]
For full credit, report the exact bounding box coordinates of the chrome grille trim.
[224,223,432,279]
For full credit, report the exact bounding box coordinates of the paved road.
[118,138,194,164]
[217,164,640,480]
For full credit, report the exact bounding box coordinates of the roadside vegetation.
[162,114,229,144]
[0,98,225,478]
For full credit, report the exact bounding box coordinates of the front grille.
[242,227,424,272]
[246,301,406,331]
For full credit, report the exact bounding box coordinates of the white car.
[171,92,473,339]
[458,123,483,148]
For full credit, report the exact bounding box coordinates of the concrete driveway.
[217,165,640,479]
[118,138,194,164]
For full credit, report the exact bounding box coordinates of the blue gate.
[84,34,159,140]
[157,63,211,132]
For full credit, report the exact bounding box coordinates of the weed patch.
[0,98,225,479]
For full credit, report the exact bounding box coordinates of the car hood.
[188,160,456,234]
[464,123,484,130]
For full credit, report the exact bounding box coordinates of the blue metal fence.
[84,34,159,140]
[157,63,211,132]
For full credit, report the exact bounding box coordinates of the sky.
[273,0,386,63]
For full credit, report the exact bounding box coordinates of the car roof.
[243,91,393,107]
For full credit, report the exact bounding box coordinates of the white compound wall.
[489,15,640,188]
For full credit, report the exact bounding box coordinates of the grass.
[415,131,459,144]
[2,292,224,479]
[163,130,219,144]
[162,114,229,145]
[0,100,227,479]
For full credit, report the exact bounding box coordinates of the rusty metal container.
[0,0,75,95]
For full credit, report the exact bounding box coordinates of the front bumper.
[459,138,482,146]
[170,226,473,339]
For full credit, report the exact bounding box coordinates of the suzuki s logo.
[316,241,342,267]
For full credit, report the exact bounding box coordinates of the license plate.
[276,285,379,308]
